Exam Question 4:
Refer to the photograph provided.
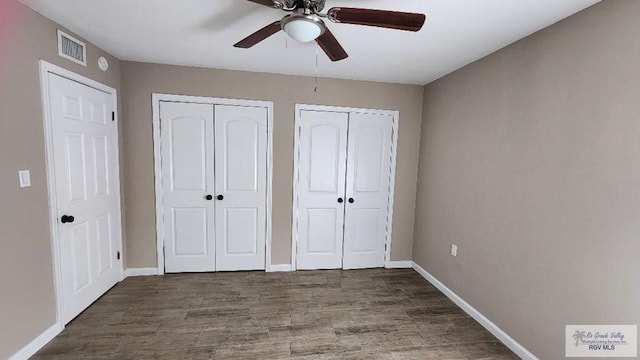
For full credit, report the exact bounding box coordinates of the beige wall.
[120,62,423,267]
[0,1,121,358]
[414,1,640,359]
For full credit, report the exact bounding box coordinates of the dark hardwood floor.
[33,269,518,359]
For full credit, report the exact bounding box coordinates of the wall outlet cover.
[19,170,31,188]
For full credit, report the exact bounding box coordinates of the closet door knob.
[348,198,355,204]
[205,195,213,200]
[61,215,75,224]
[217,195,224,201]
[337,198,344,203]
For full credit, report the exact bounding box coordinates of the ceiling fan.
[234,0,426,62]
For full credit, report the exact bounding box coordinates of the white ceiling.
[20,0,600,85]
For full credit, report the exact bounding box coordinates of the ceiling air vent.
[57,30,86,66]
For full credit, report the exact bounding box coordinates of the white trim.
[411,262,539,360]
[8,323,63,360]
[265,104,274,272]
[124,268,159,277]
[291,106,301,271]
[152,93,274,275]
[39,60,124,325]
[384,109,399,269]
[57,29,87,66]
[291,104,400,270]
[386,260,412,269]
[266,264,293,272]
[152,94,164,275]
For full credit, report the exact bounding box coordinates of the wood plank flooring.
[33,269,518,359]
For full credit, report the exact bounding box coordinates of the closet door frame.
[291,104,399,271]
[152,93,274,274]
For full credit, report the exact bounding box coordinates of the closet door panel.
[214,105,268,271]
[343,113,394,269]
[296,110,349,270]
[161,102,216,273]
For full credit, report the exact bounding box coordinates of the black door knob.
[348,198,355,204]
[337,198,344,203]
[217,195,224,201]
[61,215,75,224]
[205,195,213,200]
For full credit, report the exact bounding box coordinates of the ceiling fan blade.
[316,28,348,62]
[234,21,282,48]
[328,7,426,32]
[246,0,285,9]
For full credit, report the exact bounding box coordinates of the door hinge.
[117,250,121,260]
[112,111,115,121]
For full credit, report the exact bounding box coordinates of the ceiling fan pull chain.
[314,43,319,93]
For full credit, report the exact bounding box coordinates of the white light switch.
[451,244,458,257]
[18,170,31,188]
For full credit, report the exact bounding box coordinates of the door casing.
[39,60,124,326]
[291,104,399,271]
[152,93,274,274]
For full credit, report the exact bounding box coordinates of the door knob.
[61,215,75,224]
[337,198,344,203]
[348,198,355,204]
[205,194,213,200]
[217,195,224,200]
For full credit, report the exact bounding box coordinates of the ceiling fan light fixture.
[281,14,326,43]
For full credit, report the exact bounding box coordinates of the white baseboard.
[267,264,293,272]
[269,263,413,272]
[387,260,413,268]
[411,261,538,360]
[8,322,63,360]
[125,268,159,277]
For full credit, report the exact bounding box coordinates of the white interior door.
[214,105,267,271]
[48,73,121,323]
[160,102,216,273]
[342,113,394,269]
[296,110,349,270]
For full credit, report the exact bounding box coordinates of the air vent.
[57,30,86,66]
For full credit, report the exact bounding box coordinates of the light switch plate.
[18,170,31,188]
[451,244,458,257]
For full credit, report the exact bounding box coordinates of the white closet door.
[161,102,216,273]
[343,113,394,269]
[214,105,267,271]
[48,73,121,323]
[296,110,349,270]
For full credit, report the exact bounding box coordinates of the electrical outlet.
[451,244,458,257]
[18,170,31,188]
